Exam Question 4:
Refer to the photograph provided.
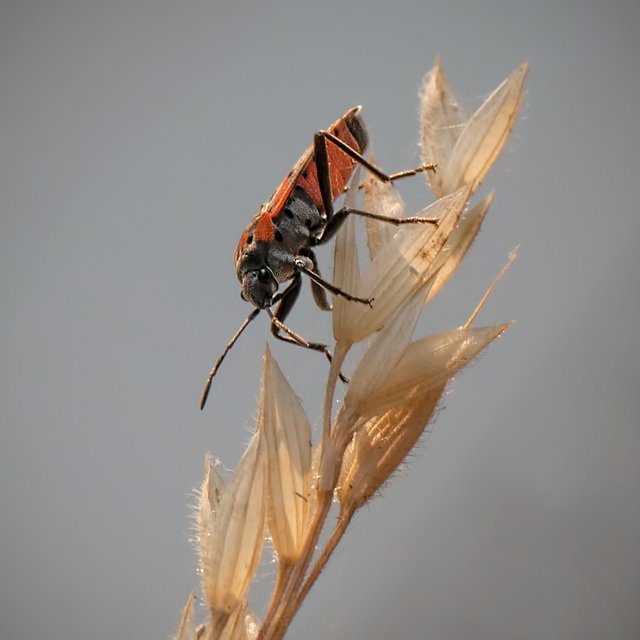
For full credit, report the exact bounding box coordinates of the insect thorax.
[236,185,323,286]
[264,186,323,279]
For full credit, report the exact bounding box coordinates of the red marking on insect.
[254,213,275,243]
[201,107,437,409]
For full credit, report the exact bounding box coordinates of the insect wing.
[263,145,314,218]
[262,107,364,218]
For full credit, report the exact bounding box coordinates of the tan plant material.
[174,591,198,640]
[421,58,528,198]
[197,439,266,637]
[174,59,527,640]
[261,346,312,565]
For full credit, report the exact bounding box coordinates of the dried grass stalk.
[174,58,527,640]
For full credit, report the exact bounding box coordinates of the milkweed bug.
[200,106,437,409]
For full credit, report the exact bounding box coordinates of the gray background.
[2,1,639,639]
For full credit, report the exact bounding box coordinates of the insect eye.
[257,268,271,283]
[246,234,253,245]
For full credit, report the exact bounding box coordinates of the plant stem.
[293,507,355,613]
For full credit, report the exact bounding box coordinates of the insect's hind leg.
[318,130,436,186]
[314,130,436,223]
[313,130,438,246]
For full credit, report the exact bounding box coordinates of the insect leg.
[268,307,349,383]
[313,130,438,245]
[319,130,436,184]
[313,130,337,222]
[269,275,347,381]
[303,249,331,311]
[271,273,302,329]
[316,207,439,246]
[294,256,373,306]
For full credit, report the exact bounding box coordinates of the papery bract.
[357,324,512,419]
[199,431,266,624]
[421,60,528,197]
[260,346,312,563]
[333,184,471,344]
[337,383,446,515]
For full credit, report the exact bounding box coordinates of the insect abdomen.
[344,108,368,154]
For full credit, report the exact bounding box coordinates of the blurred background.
[1,1,639,638]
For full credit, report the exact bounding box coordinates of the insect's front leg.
[270,274,334,347]
[271,274,301,332]
[269,273,339,367]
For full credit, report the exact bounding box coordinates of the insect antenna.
[200,308,261,410]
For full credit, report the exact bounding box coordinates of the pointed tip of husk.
[260,346,312,562]
[199,431,266,618]
[174,591,197,640]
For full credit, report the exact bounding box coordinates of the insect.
[200,106,437,409]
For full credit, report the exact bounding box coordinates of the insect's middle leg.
[294,255,372,306]
[316,206,439,246]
